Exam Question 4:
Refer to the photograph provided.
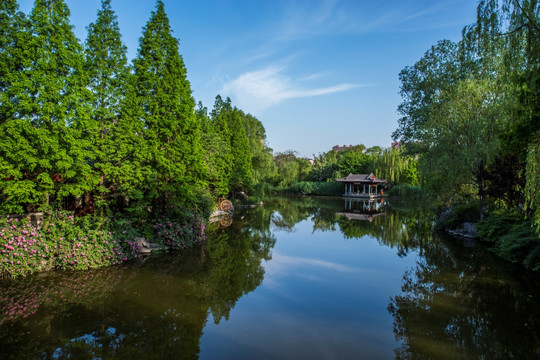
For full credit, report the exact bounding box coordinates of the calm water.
[1,197,539,359]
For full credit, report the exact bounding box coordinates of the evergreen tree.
[209,96,253,194]
[132,0,205,211]
[84,0,130,209]
[200,101,231,197]
[0,0,30,213]
[1,0,94,213]
[0,0,27,123]
[228,108,253,192]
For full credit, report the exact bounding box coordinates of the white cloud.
[275,0,470,40]
[262,251,370,289]
[221,66,362,113]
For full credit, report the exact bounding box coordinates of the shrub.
[0,218,51,277]
[0,212,145,278]
[435,202,480,231]
[478,213,540,270]
[153,210,206,250]
[389,184,423,201]
[277,181,343,196]
[252,182,274,198]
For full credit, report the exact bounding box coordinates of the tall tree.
[132,0,205,211]
[84,0,131,209]
[228,108,253,192]
[241,112,276,184]
[200,100,231,197]
[0,0,27,123]
[1,0,94,213]
[0,0,29,213]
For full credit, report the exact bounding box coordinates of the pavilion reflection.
[337,198,386,222]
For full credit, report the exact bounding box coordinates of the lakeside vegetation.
[0,0,274,277]
[393,0,540,270]
[1,0,539,277]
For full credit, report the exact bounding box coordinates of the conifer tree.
[209,96,253,193]
[228,109,253,192]
[1,0,94,213]
[0,0,30,213]
[84,0,131,208]
[199,101,231,196]
[133,0,205,210]
[208,95,234,195]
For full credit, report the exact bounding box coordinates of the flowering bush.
[1,208,207,278]
[0,218,52,277]
[154,211,206,250]
[0,212,143,278]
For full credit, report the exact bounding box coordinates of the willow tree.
[525,142,540,232]
[84,0,131,209]
[132,0,206,211]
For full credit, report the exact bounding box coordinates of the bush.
[153,210,206,250]
[0,212,144,278]
[277,181,343,196]
[389,184,423,201]
[252,182,274,198]
[478,213,540,271]
[435,202,480,231]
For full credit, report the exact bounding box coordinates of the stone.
[135,237,150,248]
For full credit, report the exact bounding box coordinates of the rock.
[462,222,478,238]
[135,237,150,249]
[447,222,478,239]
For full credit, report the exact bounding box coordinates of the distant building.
[332,144,354,152]
[391,141,400,150]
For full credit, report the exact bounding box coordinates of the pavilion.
[335,173,387,198]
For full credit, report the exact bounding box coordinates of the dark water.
[1,197,539,359]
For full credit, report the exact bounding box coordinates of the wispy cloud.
[262,251,370,289]
[276,0,470,40]
[221,66,362,113]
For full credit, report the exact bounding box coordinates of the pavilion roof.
[335,173,386,184]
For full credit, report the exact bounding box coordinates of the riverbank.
[0,210,206,278]
[435,203,540,271]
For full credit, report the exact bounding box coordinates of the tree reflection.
[0,204,276,360]
[3,197,536,359]
[388,235,540,359]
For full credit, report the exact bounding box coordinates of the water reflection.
[1,197,538,359]
[0,207,276,359]
[388,235,540,359]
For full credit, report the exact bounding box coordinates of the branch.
[513,0,540,32]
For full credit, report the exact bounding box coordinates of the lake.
[1,196,539,359]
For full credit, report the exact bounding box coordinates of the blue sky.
[17,0,478,157]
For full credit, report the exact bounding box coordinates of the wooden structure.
[336,173,386,198]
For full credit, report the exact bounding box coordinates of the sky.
[17,0,478,158]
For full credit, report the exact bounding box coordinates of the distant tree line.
[0,0,274,217]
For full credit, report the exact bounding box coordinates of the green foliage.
[228,109,253,192]
[388,184,423,202]
[434,202,480,231]
[0,213,143,278]
[0,0,96,213]
[153,213,206,250]
[525,142,540,233]
[84,0,131,209]
[277,181,343,196]
[478,212,540,270]
[132,0,206,210]
[337,151,372,176]
[241,112,276,184]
